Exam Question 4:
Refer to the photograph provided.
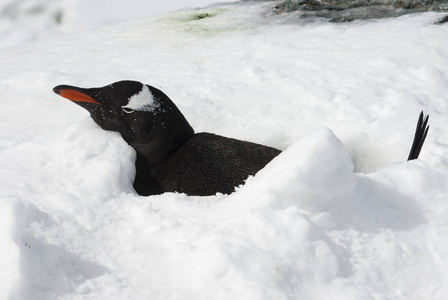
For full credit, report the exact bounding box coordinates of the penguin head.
[53,80,194,149]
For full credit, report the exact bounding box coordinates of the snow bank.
[0,0,238,50]
[1,1,448,299]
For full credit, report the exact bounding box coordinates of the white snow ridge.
[1,1,448,300]
[122,84,159,112]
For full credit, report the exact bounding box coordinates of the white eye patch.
[122,84,159,112]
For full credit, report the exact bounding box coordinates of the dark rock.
[435,14,448,24]
[268,0,448,22]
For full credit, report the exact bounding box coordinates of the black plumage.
[407,111,429,161]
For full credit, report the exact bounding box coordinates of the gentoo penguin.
[53,80,281,196]
[408,111,429,160]
[53,80,429,196]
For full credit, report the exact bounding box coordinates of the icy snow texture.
[1,1,448,300]
[0,0,236,49]
[122,84,158,112]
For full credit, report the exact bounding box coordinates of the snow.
[0,0,238,49]
[123,84,158,112]
[1,0,448,299]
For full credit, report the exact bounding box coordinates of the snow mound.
[1,1,448,299]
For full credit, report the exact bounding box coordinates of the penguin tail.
[407,111,429,161]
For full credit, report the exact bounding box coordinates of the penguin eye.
[122,106,134,114]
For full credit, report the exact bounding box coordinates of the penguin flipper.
[407,111,429,161]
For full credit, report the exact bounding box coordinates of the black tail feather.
[407,111,429,161]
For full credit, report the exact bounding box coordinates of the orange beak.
[53,87,100,104]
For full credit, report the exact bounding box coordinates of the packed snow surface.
[1,1,448,299]
[0,0,236,49]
